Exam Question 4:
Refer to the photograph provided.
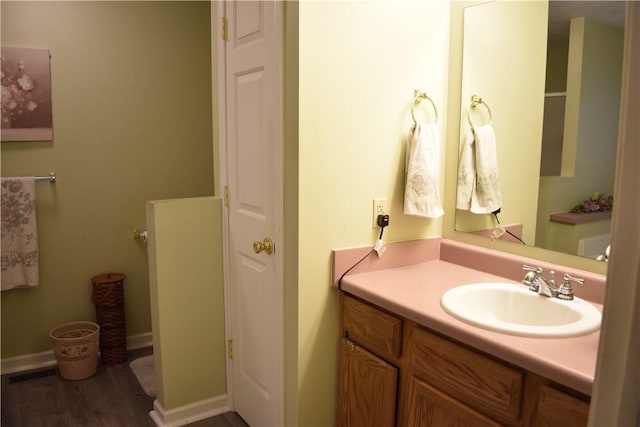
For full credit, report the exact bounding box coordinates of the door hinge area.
[228,339,233,359]
[221,16,228,41]
[224,185,230,207]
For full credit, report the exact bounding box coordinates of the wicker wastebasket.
[50,321,100,380]
[91,273,127,364]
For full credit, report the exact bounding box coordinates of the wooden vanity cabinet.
[406,324,524,426]
[338,293,590,427]
[404,376,503,427]
[338,294,403,427]
[337,338,398,427]
[341,294,403,360]
[528,383,590,427]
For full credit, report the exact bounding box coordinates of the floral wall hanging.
[1,47,53,142]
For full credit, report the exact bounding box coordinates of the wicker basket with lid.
[91,273,127,364]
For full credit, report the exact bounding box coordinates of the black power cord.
[492,210,526,245]
[337,215,389,291]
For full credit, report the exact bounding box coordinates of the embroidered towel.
[471,124,502,213]
[403,122,444,218]
[456,129,476,211]
[456,124,502,214]
[1,177,39,290]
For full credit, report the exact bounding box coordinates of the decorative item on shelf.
[569,192,613,213]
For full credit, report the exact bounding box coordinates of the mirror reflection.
[455,0,626,260]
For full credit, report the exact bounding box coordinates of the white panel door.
[223,1,282,426]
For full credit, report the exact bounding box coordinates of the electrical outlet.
[372,198,388,228]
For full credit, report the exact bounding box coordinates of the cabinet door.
[404,376,503,427]
[337,339,398,427]
[531,385,589,427]
[409,327,523,424]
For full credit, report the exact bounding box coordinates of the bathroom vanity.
[334,239,603,427]
[338,293,590,427]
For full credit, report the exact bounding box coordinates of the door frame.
[215,0,234,409]
[215,0,285,415]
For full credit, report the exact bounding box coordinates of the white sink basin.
[441,283,601,338]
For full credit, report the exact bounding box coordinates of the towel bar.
[467,95,493,127]
[411,90,438,125]
[35,173,56,183]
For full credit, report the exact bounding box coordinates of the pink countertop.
[334,239,603,396]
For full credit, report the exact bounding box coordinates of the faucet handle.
[522,265,543,292]
[522,264,543,274]
[523,271,539,292]
[563,273,585,285]
[557,273,585,300]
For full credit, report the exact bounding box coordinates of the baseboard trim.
[126,332,154,350]
[149,395,229,427]
[0,349,58,375]
[1,332,153,375]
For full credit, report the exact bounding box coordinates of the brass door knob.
[252,237,274,255]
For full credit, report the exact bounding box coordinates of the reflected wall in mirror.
[455,0,626,261]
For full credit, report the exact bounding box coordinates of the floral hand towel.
[1,177,39,290]
[404,122,444,218]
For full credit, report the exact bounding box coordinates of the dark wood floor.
[1,347,248,427]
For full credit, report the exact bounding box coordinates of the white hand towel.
[404,123,444,218]
[456,129,476,211]
[1,177,39,290]
[470,124,502,214]
[456,125,502,214]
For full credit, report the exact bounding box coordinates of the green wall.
[147,197,225,412]
[1,1,214,358]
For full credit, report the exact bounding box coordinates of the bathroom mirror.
[455,0,625,260]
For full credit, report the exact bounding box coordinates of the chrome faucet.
[522,265,584,300]
[522,265,557,297]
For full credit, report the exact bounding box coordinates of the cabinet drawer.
[532,385,589,427]
[405,376,502,427]
[342,295,403,360]
[409,327,523,424]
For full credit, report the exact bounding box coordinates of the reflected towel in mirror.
[456,124,502,214]
[403,122,444,218]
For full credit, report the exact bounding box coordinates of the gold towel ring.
[411,90,438,125]
[467,95,493,127]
